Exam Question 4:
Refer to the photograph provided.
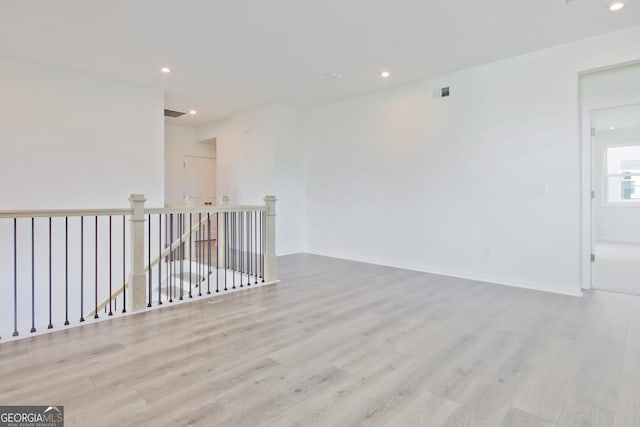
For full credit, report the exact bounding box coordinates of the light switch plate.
[528,182,549,194]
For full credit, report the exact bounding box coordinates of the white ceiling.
[1,0,638,126]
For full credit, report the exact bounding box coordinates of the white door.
[184,156,216,207]
[591,103,640,296]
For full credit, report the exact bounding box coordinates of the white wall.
[303,26,640,296]
[0,56,164,209]
[164,123,215,206]
[196,105,305,255]
[580,62,640,107]
[273,106,306,255]
[0,56,165,336]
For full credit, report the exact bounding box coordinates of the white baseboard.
[596,237,640,245]
[305,251,583,297]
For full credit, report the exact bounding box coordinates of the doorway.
[590,103,640,295]
[184,155,216,207]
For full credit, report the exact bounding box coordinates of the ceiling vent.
[559,0,589,6]
[164,109,186,118]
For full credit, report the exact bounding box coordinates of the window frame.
[603,142,640,206]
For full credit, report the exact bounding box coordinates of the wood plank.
[1,254,639,426]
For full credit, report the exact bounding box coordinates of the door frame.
[580,97,640,290]
[183,155,216,205]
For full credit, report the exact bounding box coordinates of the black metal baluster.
[198,212,203,296]
[189,213,193,298]
[262,211,265,282]
[48,217,53,329]
[122,215,126,314]
[13,218,18,337]
[94,216,99,319]
[246,211,250,287]
[195,214,199,292]
[242,212,246,286]
[255,211,259,283]
[196,214,200,289]
[229,211,232,277]
[180,213,184,300]
[246,211,249,285]
[80,216,85,322]
[224,212,228,291]
[237,212,244,288]
[207,213,211,294]
[109,216,113,316]
[254,211,258,284]
[216,212,219,293]
[232,212,236,290]
[169,213,173,302]
[148,214,152,308]
[239,211,244,288]
[234,211,237,284]
[31,217,36,333]
[240,211,244,284]
[158,214,162,305]
[247,211,251,286]
[65,217,69,326]
[244,211,248,285]
[199,213,203,291]
[164,214,166,302]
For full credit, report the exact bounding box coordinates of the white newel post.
[217,195,229,270]
[264,195,278,282]
[128,194,147,312]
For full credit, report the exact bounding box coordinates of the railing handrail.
[1,194,277,341]
[0,208,132,219]
[145,205,266,215]
[0,205,267,219]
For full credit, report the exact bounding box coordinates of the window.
[605,144,640,203]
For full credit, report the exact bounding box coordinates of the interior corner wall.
[303,25,640,296]
[0,56,165,210]
[196,105,306,255]
[273,105,306,255]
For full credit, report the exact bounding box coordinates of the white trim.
[577,59,640,77]
[602,202,640,207]
[580,96,640,291]
[184,155,216,160]
[596,237,640,244]
[308,251,584,297]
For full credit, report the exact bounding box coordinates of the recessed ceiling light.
[380,71,391,78]
[189,110,197,115]
[161,66,171,73]
[609,2,624,11]
[609,126,617,130]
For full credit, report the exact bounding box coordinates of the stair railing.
[0,195,277,341]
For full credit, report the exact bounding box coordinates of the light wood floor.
[593,240,640,296]
[1,254,639,427]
